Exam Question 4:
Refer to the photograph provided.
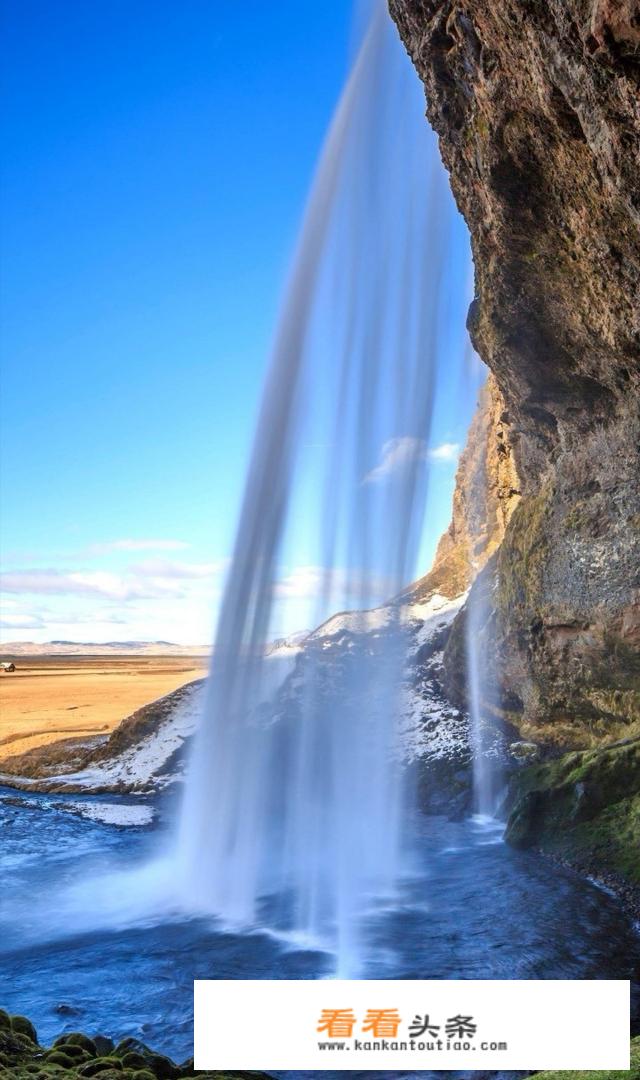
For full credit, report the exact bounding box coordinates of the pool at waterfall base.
[1,786,638,1066]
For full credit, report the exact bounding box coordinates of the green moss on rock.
[54,1035,97,1056]
[78,1059,124,1076]
[0,1013,274,1080]
[506,737,640,891]
[45,1052,79,1069]
[0,1029,31,1064]
[11,1016,38,1044]
[120,1055,149,1071]
[497,486,551,616]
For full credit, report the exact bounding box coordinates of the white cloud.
[0,551,231,646]
[364,437,460,483]
[364,437,426,483]
[0,601,213,646]
[274,566,328,600]
[0,569,183,601]
[47,609,129,627]
[274,565,396,603]
[129,558,228,580]
[0,552,231,601]
[0,613,45,630]
[87,538,190,555]
[428,441,460,461]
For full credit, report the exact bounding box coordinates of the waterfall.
[177,1,471,974]
[464,420,503,822]
[466,576,497,819]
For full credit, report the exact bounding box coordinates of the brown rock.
[389,0,640,741]
[402,372,520,603]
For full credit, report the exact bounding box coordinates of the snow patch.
[57,801,155,827]
[42,683,204,793]
[399,593,468,763]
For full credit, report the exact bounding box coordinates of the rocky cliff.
[402,372,520,603]
[389,0,640,745]
[388,0,640,900]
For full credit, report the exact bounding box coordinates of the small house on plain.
[0,662,16,673]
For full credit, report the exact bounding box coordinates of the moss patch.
[505,737,640,891]
[0,1014,272,1080]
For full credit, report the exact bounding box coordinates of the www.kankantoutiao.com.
[315,1009,506,1053]
[318,1038,509,1052]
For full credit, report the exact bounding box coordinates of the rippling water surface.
[2,786,638,1073]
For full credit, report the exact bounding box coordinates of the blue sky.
[0,1,483,644]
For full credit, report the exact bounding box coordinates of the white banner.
[194,978,629,1071]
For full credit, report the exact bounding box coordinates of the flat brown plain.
[0,655,208,760]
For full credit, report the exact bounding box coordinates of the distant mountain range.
[0,640,210,657]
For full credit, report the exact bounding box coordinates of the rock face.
[401,372,520,603]
[505,735,640,916]
[389,0,640,744]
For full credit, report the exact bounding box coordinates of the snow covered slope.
[2,594,470,799]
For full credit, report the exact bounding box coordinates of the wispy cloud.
[87,538,190,555]
[0,562,223,645]
[0,613,46,630]
[274,565,395,602]
[274,566,328,600]
[0,569,183,601]
[129,558,228,580]
[364,437,426,483]
[0,557,228,604]
[0,603,133,635]
[364,437,460,483]
[428,441,460,462]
